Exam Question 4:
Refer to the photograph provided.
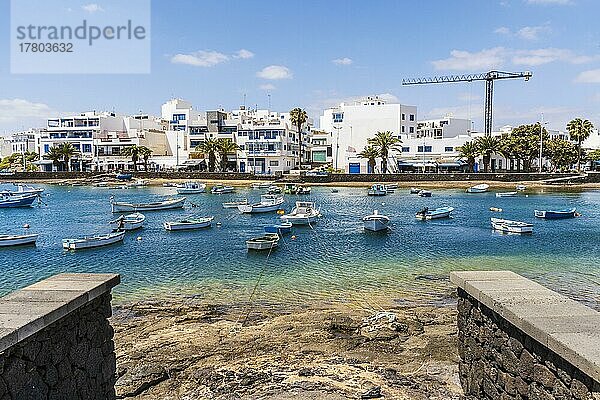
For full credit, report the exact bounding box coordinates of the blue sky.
[1,0,600,133]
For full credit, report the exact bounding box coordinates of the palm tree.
[290,108,308,167]
[358,145,379,173]
[138,146,153,171]
[456,141,479,172]
[121,145,142,171]
[195,139,220,172]
[216,139,240,172]
[58,143,78,172]
[566,118,594,172]
[474,135,501,172]
[44,146,66,171]
[367,131,402,174]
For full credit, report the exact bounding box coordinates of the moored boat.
[363,210,390,232]
[415,206,454,220]
[283,183,298,194]
[1,184,44,196]
[491,218,533,234]
[534,208,577,219]
[110,196,186,212]
[115,172,133,181]
[409,188,421,194]
[0,193,38,208]
[296,186,311,195]
[267,186,282,195]
[264,221,293,235]
[418,190,432,197]
[516,184,527,191]
[211,184,235,194]
[367,184,387,196]
[0,233,38,247]
[62,231,125,250]
[251,182,273,189]
[246,233,279,251]
[280,201,321,225]
[126,179,148,188]
[177,182,206,194]
[238,194,284,213]
[109,213,145,231]
[222,199,248,209]
[163,217,214,231]
[466,184,490,193]
[496,192,518,197]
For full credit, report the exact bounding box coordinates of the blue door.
[240,162,245,173]
[349,163,361,174]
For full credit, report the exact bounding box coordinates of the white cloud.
[170,51,229,67]
[432,47,505,71]
[0,99,68,131]
[575,69,600,83]
[512,48,597,66]
[494,27,511,35]
[525,0,572,4]
[516,25,550,40]
[256,65,293,80]
[81,3,104,13]
[332,57,353,65]
[233,49,254,59]
[259,84,276,91]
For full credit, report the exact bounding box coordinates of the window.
[425,146,432,152]
[326,147,332,157]
[332,113,344,123]
[401,126,405,133]
[409,114,415,121]
[402,146,410,152]
[312,150,326,162]
[401,113,405,120]
[409,127,414,133]
[445,147,453,152]
[269,160,279,166]
[172,114,186,121]
[82,144,92,153]
[44,144,50,153]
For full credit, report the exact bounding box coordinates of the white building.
[310,130,333,166]
[1,129,38,158]
[319,96,417,173]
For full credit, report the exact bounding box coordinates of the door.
[349,163,361,174]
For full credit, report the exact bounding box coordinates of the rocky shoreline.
[111,299,462,399]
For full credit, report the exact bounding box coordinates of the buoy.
[23,224,30,229]
[136,236,142,241]
[381,202,386,206]
[291,235,297,240]
[216,222,222,226]
[277,209,285,215]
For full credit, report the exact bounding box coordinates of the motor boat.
[496,192,518,197]
[238,194,284,213]
[0,193,38,208]
[110,197,186,212]
[415,206,454,220]
[409,188,421,194]
[267,186,282,195]
[264,221,293,235]
[177,182,206,194]
[211,184,235,194]
[62,231,125,250]
[367,184,387,196]
[516,184,527,191]
[491,218,533,234]
[246,233,280,251]
[534,208,577,219]
[296,186,311,195]
[115,172,133,181]
[418,190,432,197]
[0,233,38,247]
[250,182,273,189]
[466,184,490,193]
[363,210,390,232]
[283,183,298,194]
[222,199,248,209]
[280,201,321,225]
[126,179,148,188]
[109,213,145,231]
[0,184,44,196]
[163,217,214,231]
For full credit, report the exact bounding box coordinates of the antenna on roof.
[243,93,246,108]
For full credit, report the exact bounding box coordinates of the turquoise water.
[0,183,599,309]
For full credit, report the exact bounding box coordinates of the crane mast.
[402,70,532,135]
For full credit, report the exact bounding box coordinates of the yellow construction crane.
[402,70,532,134]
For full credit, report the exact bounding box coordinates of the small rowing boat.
[368,184,387,196]
[534,208,577,219]
[363,210,390,232]
[264,221,292,235]
[110,196,186,212]
[246,233,279,251]
[222,199,248,209]
[491,218,533,234]
[0,234,38,247]
[418,190,432,197]
[466,184,489,193]
[177,182,206,194]
[62,231,125,250]
[163,217,214,231]
[238,194,284,213]
[211,184,235,194]
[415,206,454,220]
[109,213,145,231]
[496,192,517,197]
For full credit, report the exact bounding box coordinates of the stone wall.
[451,271,600,400]
[0,273,120,400]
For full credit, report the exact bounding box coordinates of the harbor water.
[1,183,599,309]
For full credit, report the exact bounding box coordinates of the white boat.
[418,190,432,197]
[1,184,44,196]
[516,184,527,191]
[385,185,396,194]
[62,231,125,250]
[238,194,284,213]
[222,199,248,209]
[163,217,214,231]
[296,186,311,195]
[109,212,145,231]
[409,188,421,194]
[250,182,273,189]
[211,184,235,194]
[491,218,533,234]
[363,210,390,232]
[466,184,490,193]
[496,192,518,197]
[415,206,454,220]
[267,186,282,195]
[0,234,38,247]
[0,193,38,208]
[126,179,148,188]
[246,233,280,251]
[280,201,321,225]
[367,184,387,196]
[177,182,206,194]
[110,197,186,212]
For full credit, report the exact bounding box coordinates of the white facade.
[310,130,333,166]
[1,129,38,157]
[319,96,417,173]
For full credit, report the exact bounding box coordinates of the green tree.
[121,145,141,171]
[58,142,78,172]
[216,138,240,172]
[138,146,153,171]
[566,118,594,172]
[358,145,379,173]
[587,149,600,170]
[456,140,479,172]
[44,146,66,171]
[367,131,402,174]
[290,108,308,167]
[544,138,578,172]
[505,123,548,172]
[474,135,501,172]
[195,139,220,172]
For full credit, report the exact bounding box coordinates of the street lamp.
[539,114,548,173]
[333,125,342,170]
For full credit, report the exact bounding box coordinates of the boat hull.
[110,213,145,231]
[466,184,490,193]
[163,218,213,231]
[246,235,279,250]
[0,234,38,247]
[491,218,533,234]
[496,192,517,197]
[534,209,576,219]
[62,232,125,250]
[415,207,454,220]
[363,219,389,232]
[177,188,205,194]
[111,197,186,212]
[0,194,37,208]
[264,223,292,234]
[238,198,284,213]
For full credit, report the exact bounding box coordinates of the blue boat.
[0,193,38,208]
[264,221,292,235]
[534,208,577,219]
[116,172,133,181]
